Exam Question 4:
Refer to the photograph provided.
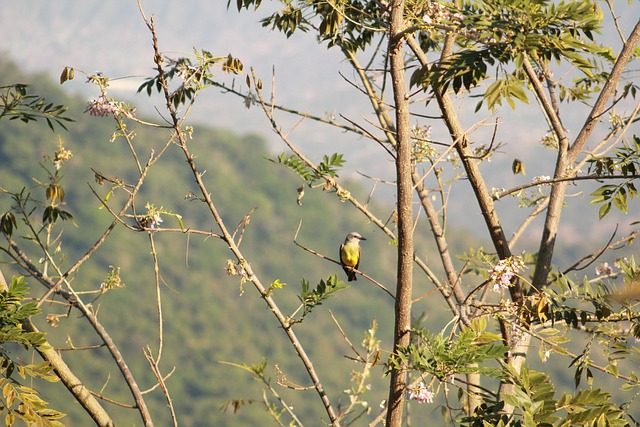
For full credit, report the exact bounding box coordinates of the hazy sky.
[0,1,354,143]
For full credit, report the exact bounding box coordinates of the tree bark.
[386,1,414,425]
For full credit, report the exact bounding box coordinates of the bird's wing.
[354,246,361,270]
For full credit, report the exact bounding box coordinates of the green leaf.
[605,363,619,377]
[0,212,17,236]
[598,202,611,219]
[612,190,628,213]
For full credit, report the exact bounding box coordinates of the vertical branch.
[412,171,469,324]
[342,46,467,323]
[386,0,414,425]
[404,31,521,415]
[143,347,177,427]
[522,56,570,290]
[530,18,640,289]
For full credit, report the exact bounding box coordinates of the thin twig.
[147,233,164,362]
[144,346,178,427]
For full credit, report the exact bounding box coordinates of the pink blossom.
[408,382,434,404]
[489,255,526,292]
[85,95,115,117]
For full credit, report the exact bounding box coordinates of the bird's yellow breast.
[340,242,360,267]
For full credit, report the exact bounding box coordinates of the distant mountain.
[1,0,634,252]
[0,1,352,147]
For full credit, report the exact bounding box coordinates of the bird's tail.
[343,266,357,282]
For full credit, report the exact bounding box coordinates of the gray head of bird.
[345,232,366,243]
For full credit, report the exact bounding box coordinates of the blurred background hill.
[1,57,457,425]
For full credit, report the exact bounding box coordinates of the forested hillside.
[0,58,422,425]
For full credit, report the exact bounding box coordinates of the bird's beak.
[360,236,367,240]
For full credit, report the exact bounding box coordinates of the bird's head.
[345,232,366,243]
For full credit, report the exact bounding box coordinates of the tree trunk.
[386,1,414,425]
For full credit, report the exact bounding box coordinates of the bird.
[339,232,366,282]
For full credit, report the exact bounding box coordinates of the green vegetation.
[0,57,417,425]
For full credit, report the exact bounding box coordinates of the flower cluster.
[226,259,248,280]
[84,81,135,118]
[53,139,73,170]
[85,95,114,117]
[472,144,493,161]
[408,382,434,404]
[100,265,126,292]
[85,94,132,117]
[243,92,258,109]
[148,213,163,229]
[422,3,463,26]
[491,187,506,199]
[226,259,249,294]
[176,64,203,89]
[489,255,526,292]
[411,124,436,163]
[509,322,525,346]
[46,313,64,328]
[83,73,133,117]
[539,134,559,150]
[609,112,624,131]
[595,262,615,276]
[139,204,165,230]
